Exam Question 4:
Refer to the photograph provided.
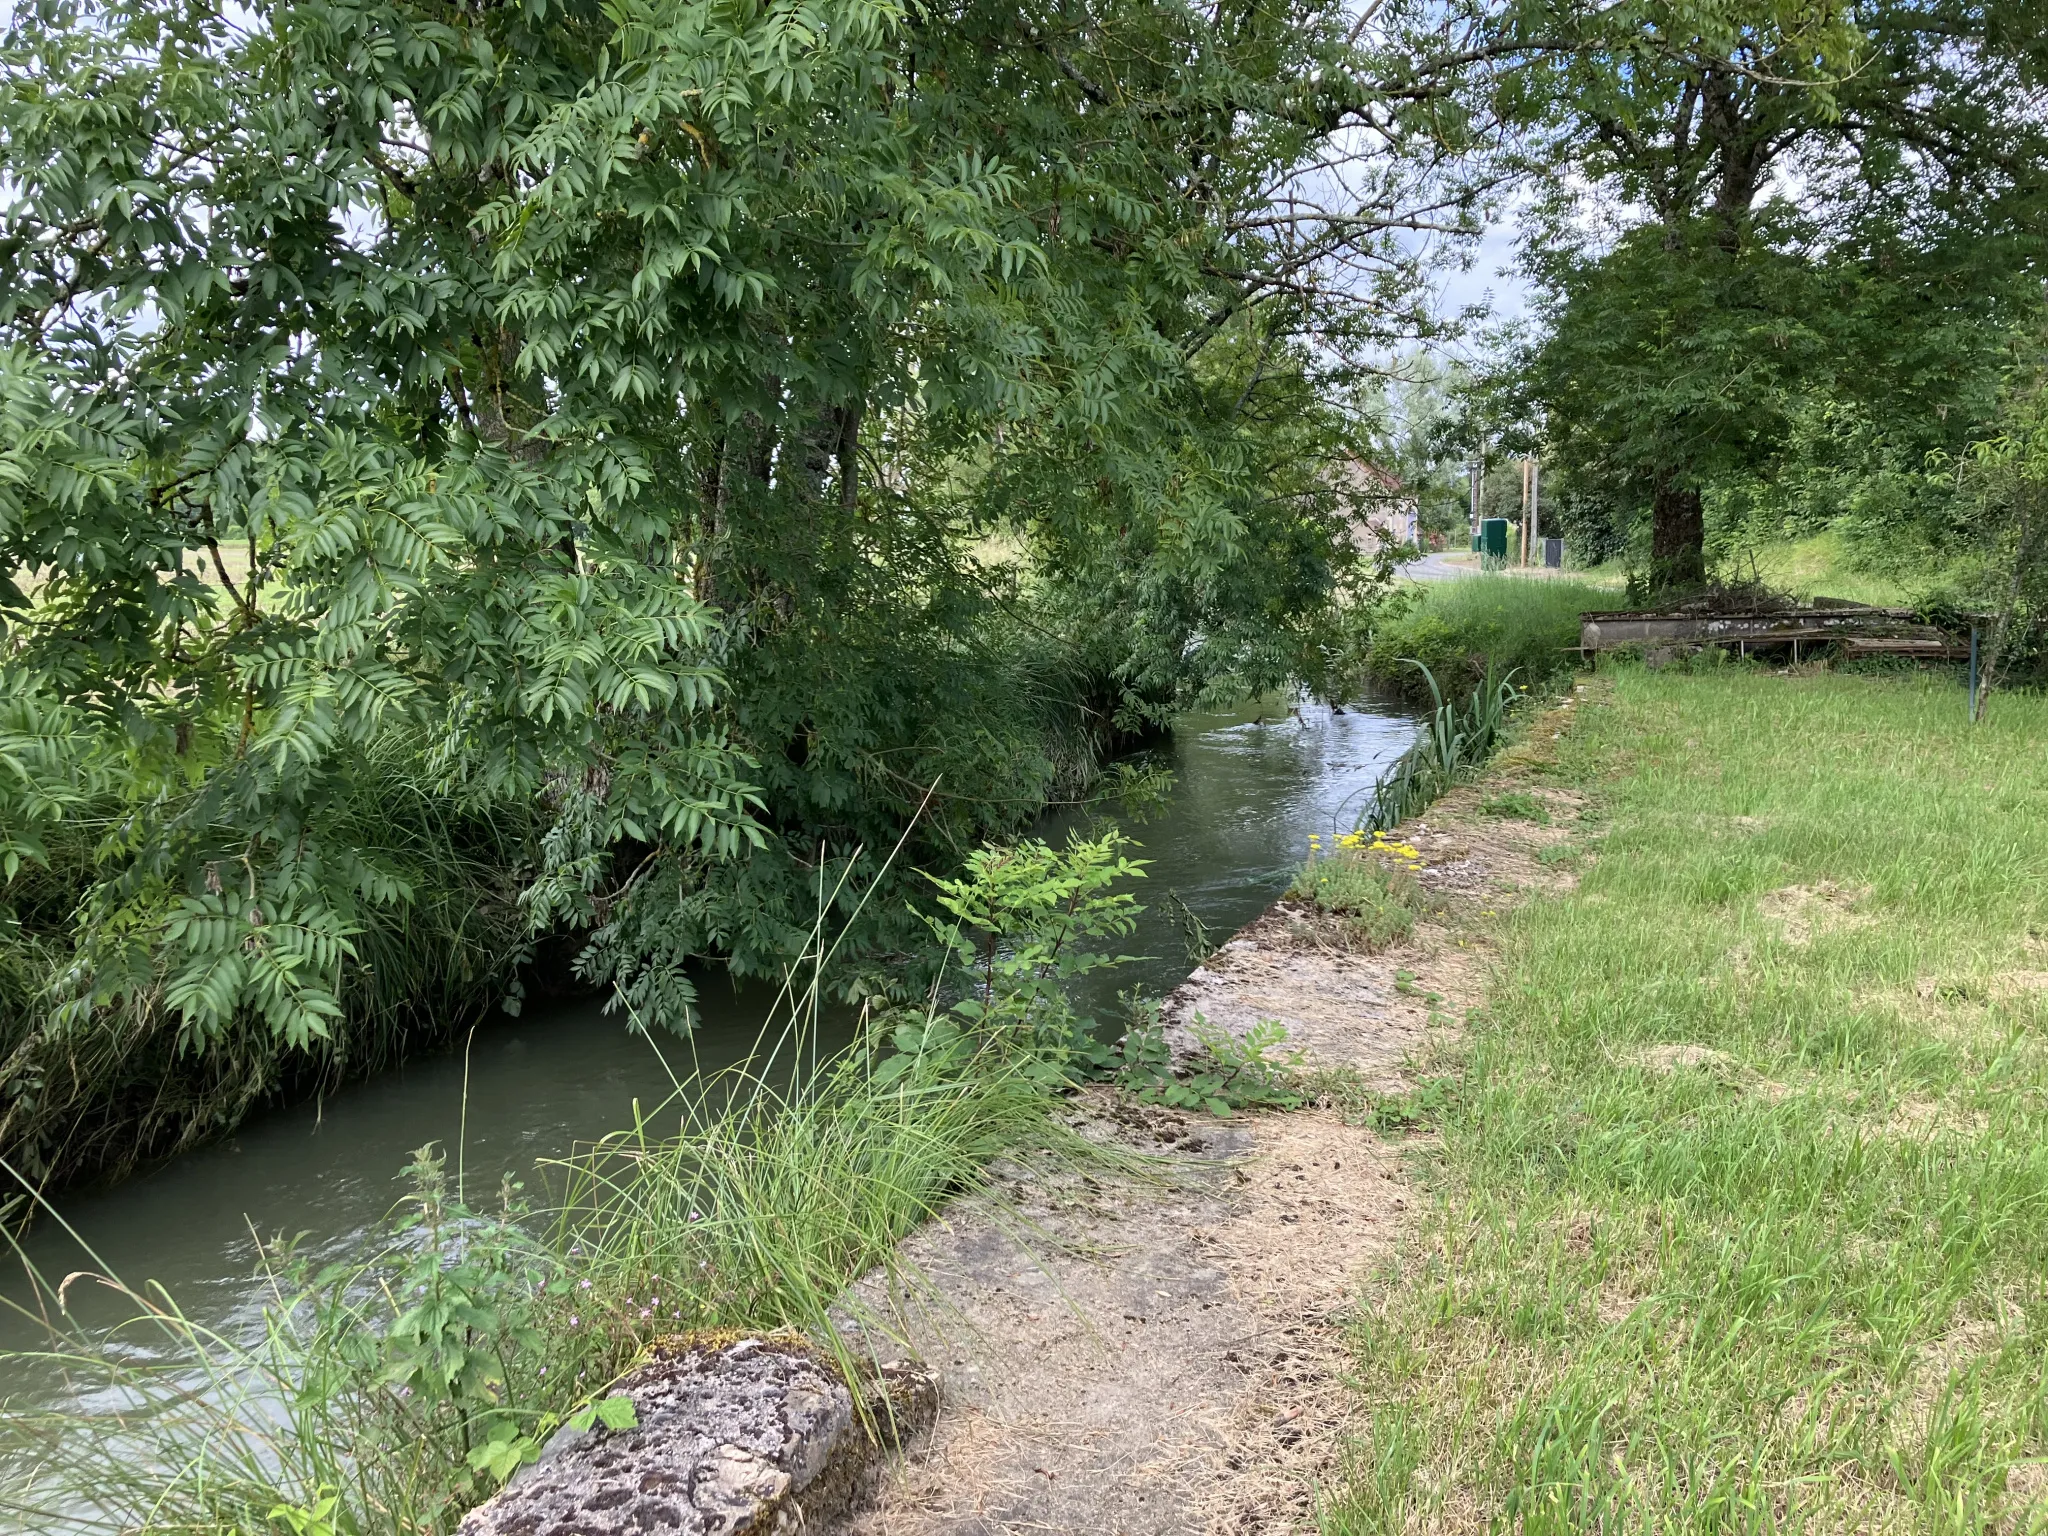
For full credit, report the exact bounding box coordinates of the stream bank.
[833,699,1587,1535]
[0,699,1417,1465]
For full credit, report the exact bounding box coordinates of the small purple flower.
[569,1314,580,1327]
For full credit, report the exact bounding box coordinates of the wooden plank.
[1580,606,1952,653]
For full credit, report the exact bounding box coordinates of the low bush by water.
[1288,832,1426,949]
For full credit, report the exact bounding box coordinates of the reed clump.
[1365,661,1524,831]
[0,1024,1085,1535]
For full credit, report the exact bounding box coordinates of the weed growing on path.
[1479,790,1550,823]
[1289,844,1424,951]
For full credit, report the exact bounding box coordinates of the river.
[0,696,1414,1414]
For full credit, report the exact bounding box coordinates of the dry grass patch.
[1757,880,1876,945]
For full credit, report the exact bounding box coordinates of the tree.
[0,0,1498,1175]
[1945,340,2048,716]
[1498,0,2048,590]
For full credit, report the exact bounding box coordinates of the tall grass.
[1326,667,2048,1533]
[0,1019,1075,1535]
[1363,576,1624,703]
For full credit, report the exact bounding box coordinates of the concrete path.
[1400,552,1606,584]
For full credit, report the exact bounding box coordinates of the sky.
[1437,220,1531,325]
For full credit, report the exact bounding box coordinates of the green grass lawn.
[1740,529,1920,607]
[1330,666,2048,1534]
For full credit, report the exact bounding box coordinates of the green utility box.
[1479,517,1510,560]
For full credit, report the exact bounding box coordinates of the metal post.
[1969,624,1980,720]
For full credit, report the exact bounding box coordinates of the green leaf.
[594,1395,639,1431]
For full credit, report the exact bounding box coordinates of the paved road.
[1400,552,1594,583]
[1404,552,1475,581]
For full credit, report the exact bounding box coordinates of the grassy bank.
[1736,528,1920,607]
[1328,666,2048,1531]
[1363,576,1627,703]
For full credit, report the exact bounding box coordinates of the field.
[1329,665,2048,1532]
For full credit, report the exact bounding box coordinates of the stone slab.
[460,1335,936,1536]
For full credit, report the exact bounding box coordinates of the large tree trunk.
[1650,474,1706,592]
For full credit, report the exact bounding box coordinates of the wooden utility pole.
[1519,459,1531,565]
[1514,457,1543,566]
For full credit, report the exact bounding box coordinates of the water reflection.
[1050,696,1416,1019]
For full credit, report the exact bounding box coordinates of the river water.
[0,697,1413,1406]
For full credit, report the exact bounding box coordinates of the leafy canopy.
[0,0,1489,1083]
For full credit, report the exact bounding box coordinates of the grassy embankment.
[1572,529,1925,608]
[1364,576,1628,705]
[1329,664,2048,1532]
[0,742,540,1206]
[1739,529,1920,607]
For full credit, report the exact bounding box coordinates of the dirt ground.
[841,743,1581,1536]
